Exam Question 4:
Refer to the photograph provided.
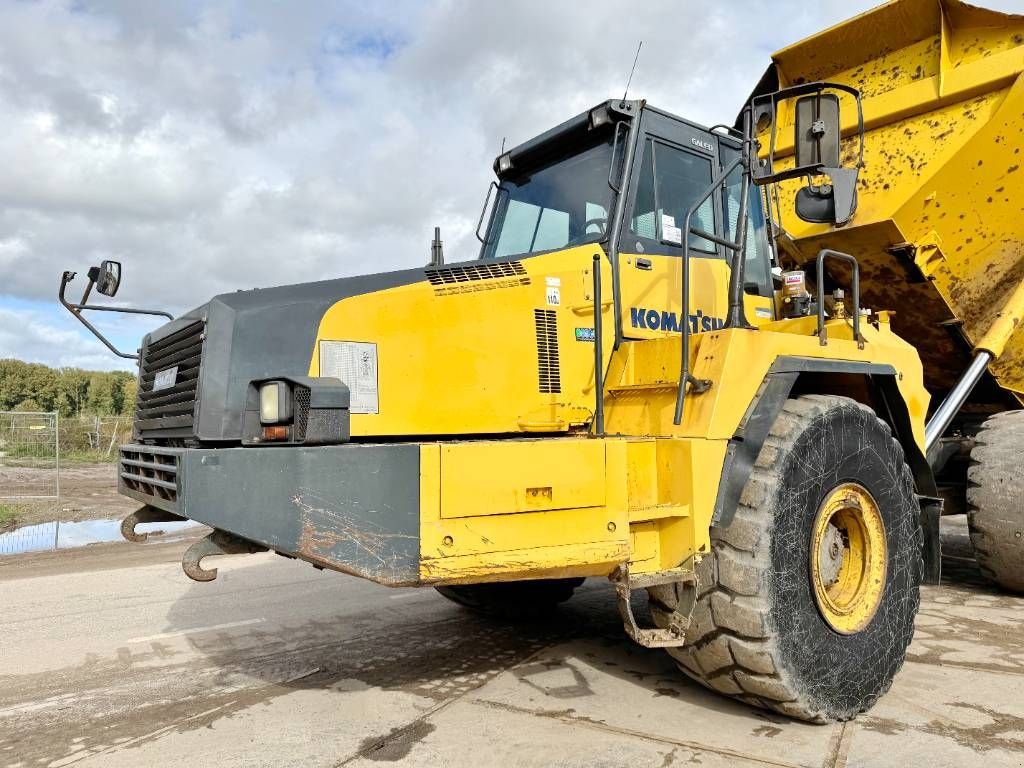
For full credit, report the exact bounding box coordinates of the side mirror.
[750,82,864,227]
[89,260,122,297]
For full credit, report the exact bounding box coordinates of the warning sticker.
[319,341,379,414]
[661,214,682,245]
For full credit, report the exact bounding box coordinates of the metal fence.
[0,411,62,554]
[81,415,129,459]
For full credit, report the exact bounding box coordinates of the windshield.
[481,136,615,260]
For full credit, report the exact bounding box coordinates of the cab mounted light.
[588,104,612,129]
[497,153,513,174]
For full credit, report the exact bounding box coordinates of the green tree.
[120,377,138,415]
[1,359,137,416]
[57,369,90,417]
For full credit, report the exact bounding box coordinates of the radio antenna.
[622,41,643,102]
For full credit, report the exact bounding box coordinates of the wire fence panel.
[0,412,59,498]
[0,412,61,554]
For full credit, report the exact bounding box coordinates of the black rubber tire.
[967,410,1024,593]
[435,578,585,619]
[648,395,922,722]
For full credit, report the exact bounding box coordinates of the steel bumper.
[118,443,422,585]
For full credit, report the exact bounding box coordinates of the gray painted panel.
[179,444,421,585]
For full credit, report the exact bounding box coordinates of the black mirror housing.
[749,82,864,226]
[89,260,122,297]
[794,93,840,169]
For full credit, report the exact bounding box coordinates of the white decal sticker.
[546,286,561,306]
[153,366,178,392]
[545,276,561,287]
[755,307,772,318]
[662,215,683,245]
[319,341,379,414]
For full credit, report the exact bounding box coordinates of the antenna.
[500,136,506,153]
[622,41,643,102]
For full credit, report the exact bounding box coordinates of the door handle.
[635,258,653,271]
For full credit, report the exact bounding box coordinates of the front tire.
[435,578,585,619]
[649,395,922,722]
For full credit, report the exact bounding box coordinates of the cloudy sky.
[1,0,1021,371]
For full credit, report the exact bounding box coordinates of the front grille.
[136,320,205,436]
[425,261,528,285]
[120,446,179,505]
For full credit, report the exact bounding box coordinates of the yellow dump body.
[761,0,1024,404]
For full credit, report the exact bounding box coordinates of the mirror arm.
[59,271,173,361]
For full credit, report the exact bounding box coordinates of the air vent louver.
[135,320,205,437]
[534,309,561,394]
[426,261,529,286]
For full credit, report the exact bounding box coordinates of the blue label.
[575,327,596,342]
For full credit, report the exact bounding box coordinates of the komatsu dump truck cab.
[60,0,1024,723]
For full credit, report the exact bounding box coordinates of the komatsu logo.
[630,307,725,333]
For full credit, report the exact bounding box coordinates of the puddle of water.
[0,518,200,555]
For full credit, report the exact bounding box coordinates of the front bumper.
[119,443,422,585]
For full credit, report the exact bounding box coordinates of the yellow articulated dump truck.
[59,0,1022,722]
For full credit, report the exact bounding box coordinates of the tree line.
[0,359,137,416]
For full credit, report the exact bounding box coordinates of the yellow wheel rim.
[809,483,887,635]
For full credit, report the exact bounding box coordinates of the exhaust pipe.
[924,350,992,453]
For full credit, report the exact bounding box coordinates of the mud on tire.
[648,395,922,722]
[967,410,1024,593]
[435,578,585,619]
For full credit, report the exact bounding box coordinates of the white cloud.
[3,0,1020,371]
[0,307,137,370]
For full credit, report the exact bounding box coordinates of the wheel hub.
[809,482,887,634]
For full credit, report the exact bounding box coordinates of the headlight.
[259,381,292,424]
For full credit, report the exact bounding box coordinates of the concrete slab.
[466,637,837,768]
[347,698,767,768]
[3,520,1024,768]
[850,660,1024,768]
[74,682,434,768]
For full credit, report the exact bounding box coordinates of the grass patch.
[0,503,21,531]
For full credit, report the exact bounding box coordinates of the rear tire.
[967,411,1024,593]
[648,395,922,722]
[435,578,585,619]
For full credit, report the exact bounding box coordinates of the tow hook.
[121,505,186,543]
[182,530,267,582]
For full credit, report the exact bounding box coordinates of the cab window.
[629,137,717,255]
[484,136,614,259]
[722,147,773,297]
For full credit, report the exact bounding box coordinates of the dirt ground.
[0,462,136,530]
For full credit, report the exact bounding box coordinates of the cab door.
[617,114,775,341]
[617,118,730,340]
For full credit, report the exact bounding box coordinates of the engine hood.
[142,266,425,442]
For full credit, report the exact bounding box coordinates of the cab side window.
[629,138,716,255]
[721,147,772,297]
